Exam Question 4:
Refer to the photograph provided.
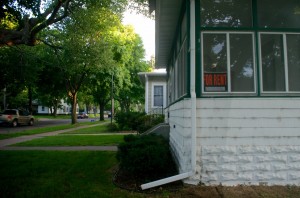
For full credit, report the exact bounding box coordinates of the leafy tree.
[77,91,94,113]
[0,0,149,47]
[88,23,150,119]
[89,65,127,121]
[52,4,121,124]
[112,26,151,112]
[0,0,72,46]
[0,45,43,111]
[35,50,66,116]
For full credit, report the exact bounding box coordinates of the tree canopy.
[0,0,152,124]
[0,0,149,46]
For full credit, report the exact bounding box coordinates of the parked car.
[104,111,112,118]
[77,112,89,119]
[0,109,34,127]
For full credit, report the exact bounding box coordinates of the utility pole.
[111,74,114,124]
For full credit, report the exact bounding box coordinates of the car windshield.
[2,110,17,115]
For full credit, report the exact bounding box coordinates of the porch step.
[141,123,170,140]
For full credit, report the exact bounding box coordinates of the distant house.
[150,0,300,186]
[138,69,167,114]
[37,99,77,115]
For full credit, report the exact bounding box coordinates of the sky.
[122,11,155,61]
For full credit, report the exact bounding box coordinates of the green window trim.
[201,31,257,96]
[196,0,300,98]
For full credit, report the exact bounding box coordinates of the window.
[168,11,188,104]
[168,66,175,104]
[200,0,252,28]
[202,32,255,93]
[257,0,300,29]
[153,85,164,107]
[260,33,300,93]
[287,34,300,91]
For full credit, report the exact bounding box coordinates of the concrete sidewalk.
[0,123,120,151]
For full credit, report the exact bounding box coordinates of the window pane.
[154,86,163,106]
[287,34,300,91]
[154,96,163,106]
[181,12,187,42]
[182,39,188,95]
[200,0,252,27]
[257,0,300,28]
[203,34,228,92]
[230,34,255,92]
[261,34,286,91]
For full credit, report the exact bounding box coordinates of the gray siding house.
[138,69,167,114]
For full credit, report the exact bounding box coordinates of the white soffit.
[155,0,183,68]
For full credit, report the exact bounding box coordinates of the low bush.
[136,114,165,134]
[114,111,165,133]
[114,111,146,131]
[116,134,178,182]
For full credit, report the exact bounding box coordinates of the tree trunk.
[99,102,105,121]
[28,86,33,114]
[53,99,58,117]
[71,93,77,124]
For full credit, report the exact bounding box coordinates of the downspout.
[141,0,197,190]
[190,0,197,180]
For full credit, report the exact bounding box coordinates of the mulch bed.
[113,167,184,194]
[112,167,300,197]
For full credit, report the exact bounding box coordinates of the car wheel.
[11,119,18,127]
[28,119,34,126]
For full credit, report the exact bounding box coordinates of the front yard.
[1,121,300,197]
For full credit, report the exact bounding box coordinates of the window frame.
[259,32,300,95]
[201,31,257,95]
[257,0,300,29]
[152,84,166,108]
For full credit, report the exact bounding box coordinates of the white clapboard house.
[148,0,300,186]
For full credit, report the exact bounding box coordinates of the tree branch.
[0,0,72,46]
[38,39,63,50]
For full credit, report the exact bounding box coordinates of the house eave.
[152,0,183,69]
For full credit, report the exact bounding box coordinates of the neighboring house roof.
[138,69,167,84]
[149,0,183,68]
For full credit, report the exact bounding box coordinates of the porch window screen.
[260,33,300,92]
[200,0,252,28]
[257,0,300,29]
[202,32,255,93]
[153,85,163,107]
[287,34,300,91]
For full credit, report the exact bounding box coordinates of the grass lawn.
[34,114,101,119]
[63,123,115,134]
[0,151,145,198]
[11,135,125,146]
[0,121,107,140]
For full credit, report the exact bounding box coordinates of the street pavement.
[0,123,120,151]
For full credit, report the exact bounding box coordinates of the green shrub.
[117,134,177,181]
[114,111,165,133]
[136,114,165,134]
[114,111,146,130]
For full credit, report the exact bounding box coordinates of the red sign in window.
[204,73,227,92]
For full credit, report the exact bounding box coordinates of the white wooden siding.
[168,97,300,185]
[195,98,300,185]
[168,99,193,174]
